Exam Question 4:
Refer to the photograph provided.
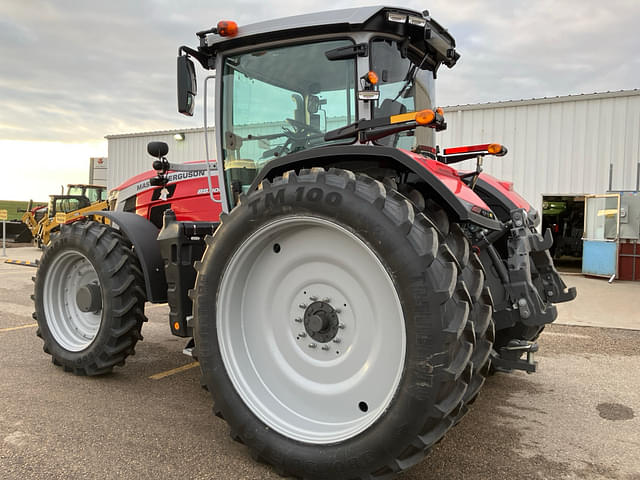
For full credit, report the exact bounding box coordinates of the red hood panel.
[112,160,222,223]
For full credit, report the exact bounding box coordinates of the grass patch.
[0,200,47,221]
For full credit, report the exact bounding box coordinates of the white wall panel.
[439,90,640,213]
[106,128,216,189]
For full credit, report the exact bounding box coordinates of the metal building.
[105,89,640,211]
[105,127,216,189]
[439,89,640,212]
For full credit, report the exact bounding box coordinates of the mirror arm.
[178,45,209,69]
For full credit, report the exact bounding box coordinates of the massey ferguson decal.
[115,167,219,211]
[136,169,213,191]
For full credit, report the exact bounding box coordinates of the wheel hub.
[76,283,102,313]
[42,249,102,352]
[216,216,406,444]
[304,301,339,343]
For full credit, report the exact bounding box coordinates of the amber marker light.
[173,322,180,330]
[487,143,503,154]
[436,107,444,116]
[217,20,238,37]
[367,71,379,85]
[390,109,435,125]
[415,109,436,125]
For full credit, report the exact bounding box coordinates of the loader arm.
[21,212,39,235]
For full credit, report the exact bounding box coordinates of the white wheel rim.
[217,216,406,444]
[43,250,102,352]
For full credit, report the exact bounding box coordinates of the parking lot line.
[149,361,200,380]
[0,323,37,333]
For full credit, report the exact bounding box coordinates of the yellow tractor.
[22,184,108,248]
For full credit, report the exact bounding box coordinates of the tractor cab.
[66,184,107,204]
[177,7,458,208]
[47,195,92,218]
[46,185,106,218]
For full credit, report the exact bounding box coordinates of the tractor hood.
[111,160,217,195]
[108,159,221,224]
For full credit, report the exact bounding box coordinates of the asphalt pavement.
[1,248,639,480]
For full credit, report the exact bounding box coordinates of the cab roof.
[190,6,459,73]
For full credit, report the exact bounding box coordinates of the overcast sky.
[1,0,639,200]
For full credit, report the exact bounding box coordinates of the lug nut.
[294,317,302,323]
[334,308,341,314]
[299,332,307,338]
[321,345,330,351]
[299,303,307,309]
[309,296,318,301]
[338,323,345,329]
[322,297,330,303]
[308,343,317,349]
[332,338,341,344]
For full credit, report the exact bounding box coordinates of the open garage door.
[542,195,584,271]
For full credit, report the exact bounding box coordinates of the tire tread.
[33,221,147,376]
[195,169,476,479]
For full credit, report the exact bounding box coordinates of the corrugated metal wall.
[438,90,640,212]
[107,90,640,214]
[106,128,216,189]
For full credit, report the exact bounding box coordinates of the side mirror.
[148,141,169,158]
[177,55,197,116]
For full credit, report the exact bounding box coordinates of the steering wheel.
[285,118,323,135]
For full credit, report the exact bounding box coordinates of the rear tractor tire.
[33,221,147,375]
[193,168,474,479]
[423,200,495,411]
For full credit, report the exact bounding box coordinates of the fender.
[250,145,502,230]
[474,173,540,226]
[88,211,167,303]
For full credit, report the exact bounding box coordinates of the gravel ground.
[1,249,639,480]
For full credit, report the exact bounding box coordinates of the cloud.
[0,0,638,144]
[431,0,640,105]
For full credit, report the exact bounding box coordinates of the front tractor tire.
[193,168,474,479]
[33,221,146,375]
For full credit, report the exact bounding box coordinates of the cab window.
[221,39,357,204]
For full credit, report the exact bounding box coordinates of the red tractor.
[33,7,575,479]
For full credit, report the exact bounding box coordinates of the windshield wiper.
[392,50,434,101]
